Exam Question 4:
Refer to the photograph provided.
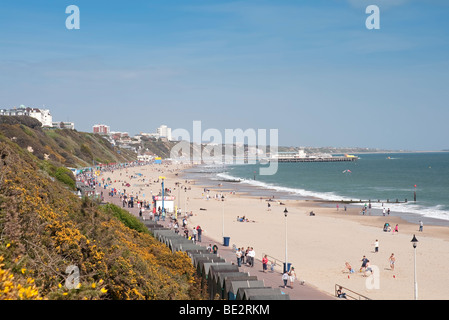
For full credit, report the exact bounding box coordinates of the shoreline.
[96,162,449,300]
[189,165,449,229]
[184,172,449,242]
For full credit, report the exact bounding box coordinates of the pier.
[272,156,358,163]
[266,151,358,163]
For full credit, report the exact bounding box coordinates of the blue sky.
[0,0,448,150]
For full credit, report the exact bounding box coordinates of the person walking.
[282,271,289,288]
[419,220,423,232]
[248,247,255,267]
[197,225,202,242]
[360,255,369,272]
[389,253,396,271]
[236,248,242,267]
[393,224,399,234]
[262,255,268,273]
[288,267,297,288]
[373,239,379,253]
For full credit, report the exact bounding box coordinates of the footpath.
[98,189,335,300]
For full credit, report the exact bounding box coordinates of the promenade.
[97,188,336,300]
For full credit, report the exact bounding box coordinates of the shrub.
[54,167,76,190]
[100,203,149,235]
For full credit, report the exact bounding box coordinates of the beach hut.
[207,264,239,299]
[199,262,232,280]
[193,257,227,290]
[168,238,194,252]
[213,272,254,300]
[247,294,290,300]
[154,231,185,246]
[191,253,219,265]
[236,287,284,301]
[142,220,160,228]
[145,224,166,232]
[194,257,226,274]
[210,272,247,299]
[226,279,265,300]
[183,248,211,258]
[172,242,205,253]
[150,229,175,240]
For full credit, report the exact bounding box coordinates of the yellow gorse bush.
[0,140,204,300]
[0,256,42,300]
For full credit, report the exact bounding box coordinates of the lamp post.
[159,176,165,220]
[222,195,229,246]
[222,195,225,238]
[184,187,187,215]
[411,234,418,300]
[284,208,289,273]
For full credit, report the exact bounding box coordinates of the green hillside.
[0,123,204,300]
[0,116,136,168]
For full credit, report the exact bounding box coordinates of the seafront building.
[0,105,53,127]
[93,124,111,135]
[0,105,76,130]
[156,125,172,141]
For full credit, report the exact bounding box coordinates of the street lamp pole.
[411,234,418,300]
[159,176,165,219]
[222,195,225,239]
[284,208,288,273]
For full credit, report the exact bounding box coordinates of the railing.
[335,284,371,300]
[261,253,288,273]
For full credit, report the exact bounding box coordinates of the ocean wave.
[216,172,352,201]
[215,172,449,222]
[367,202,449,221]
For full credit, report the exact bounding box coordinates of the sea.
[183,152,449,227]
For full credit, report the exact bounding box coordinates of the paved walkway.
[97,188,336,300]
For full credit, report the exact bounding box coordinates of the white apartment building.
[0,106,53,127]
[157,125,172,141]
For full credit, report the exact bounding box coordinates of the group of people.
[236,216,255,223]
[282,267,299,288]
[169,214,203,243]
[207,243,219,254]
[343,252,396,278]
[382,222,399,234]
[235,247,256,267]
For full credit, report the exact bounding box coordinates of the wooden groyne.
[272,156,358,163]
[309,198,410,204]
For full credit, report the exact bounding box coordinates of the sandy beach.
[97,161,449,300]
